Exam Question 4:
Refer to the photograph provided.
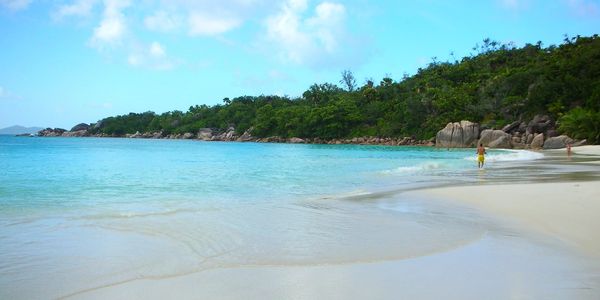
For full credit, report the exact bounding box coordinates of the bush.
[559,108,600,144]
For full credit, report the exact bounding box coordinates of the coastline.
[410,180,600,257]
[407,145,600,257]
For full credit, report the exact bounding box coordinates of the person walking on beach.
[477,143,486,169]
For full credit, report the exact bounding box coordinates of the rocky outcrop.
[530,133,544,149]
[543,135,574,149]
[61,130,88,137]
[435,120,480,148]
[478,129,512,148]
[527,115,553,135]
[288,137,305,144]
[182,132,194,139]
[488,134,512,148]
[434,114,583,149]
[502,121,521,133]
[70,123,90,132]
[236,128,254,142]
[37,128,67,137]
[197,128,213,141]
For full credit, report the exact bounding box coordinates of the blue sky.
[1,0,599,129]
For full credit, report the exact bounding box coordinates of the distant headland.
[0,125,44,135]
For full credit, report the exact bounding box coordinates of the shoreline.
[409,180,600,257]
[403,145,600,257]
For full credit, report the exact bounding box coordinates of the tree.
[340,70,357,92]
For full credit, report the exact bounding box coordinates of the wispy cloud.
[53,0,98,20]
[565,0,600,17]
[263,0,352,68]
[188,11,242,36]
[144,10,183,33]
[0,0,32,12]
[128,41,178,70]
[89,0,131,49]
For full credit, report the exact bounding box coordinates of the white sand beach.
[416,180,600,257]
[61,146,600,300]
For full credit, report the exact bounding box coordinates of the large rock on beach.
[197,128,213,140]
[61,130,88,137]
[435,120,480,148]
[488,134,512,148]
[543,135,574,149]
[527,115,553,134]
[288,137,305,144]
[237,128,254,142]
[478,129,512,148]
[502,121,520,134]
[530,133,544,149]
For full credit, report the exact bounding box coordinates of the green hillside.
[89,34,600,143]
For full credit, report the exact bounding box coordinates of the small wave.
[77,208,203,221]
[380,162,443,175]
[319,189,372,200]
[463,150,544,162]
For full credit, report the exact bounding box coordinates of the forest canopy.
[89,35,600,143]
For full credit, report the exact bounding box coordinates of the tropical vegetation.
[89,35,600,143]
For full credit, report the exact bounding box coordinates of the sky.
[0,0,599,129]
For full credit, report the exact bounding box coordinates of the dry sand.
[414,181,600,257]
[414,145,600,257]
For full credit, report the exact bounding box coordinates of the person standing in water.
[477,143,486,168]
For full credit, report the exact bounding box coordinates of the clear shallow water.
[1,136,599,299]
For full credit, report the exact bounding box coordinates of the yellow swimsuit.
[478,154,484,162]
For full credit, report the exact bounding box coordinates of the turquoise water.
[4,135,598,299]
[0,135,539,212]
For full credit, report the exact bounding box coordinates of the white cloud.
[53,0,98,19]
[307,2,346,52]
[188,11,242,36]
[264,0,349,66]
[89,0,131,49]
[128,41,176,70]
[144,10,183,33]
[0,0,32,11]
[149,41,165,57]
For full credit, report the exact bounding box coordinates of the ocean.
[0,135,596,299]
